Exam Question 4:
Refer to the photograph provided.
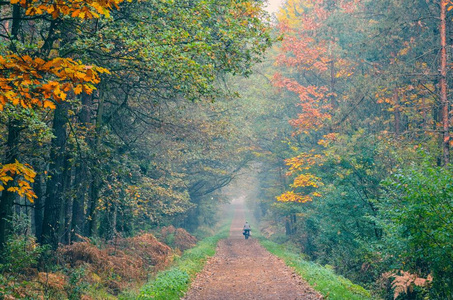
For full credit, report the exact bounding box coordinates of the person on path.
[243,221,251,236]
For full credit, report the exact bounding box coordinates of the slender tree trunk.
[71,93,93,241]
[86,94,104,237]
[86,178,100,236]
[33,172,44,239]
[330,57,337,109]
[278,166,286,193]
[10,4,20,39]
[422,97,428,130]
[71,164,86,240]
[393,88,400,136]
[0,0,22,257]
[61,155,72,244]
[103,202,117,240]
[285,216,291,236]
[41,102,69,247]
[0,120,21,253]
[440,0,449,165]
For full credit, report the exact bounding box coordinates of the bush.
[57,233,172,295]
[378,155,453,298]
[174,228,197,251]
[0,234,53,300]
[0,234,45,274]
[66,266,89,300]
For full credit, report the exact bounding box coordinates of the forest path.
[182,206,323,300]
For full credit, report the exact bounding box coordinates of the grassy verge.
[257,237,374,300]
[125,207,233,300]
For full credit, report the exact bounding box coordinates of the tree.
[379,153,453,298]
[0,0,112,250]
[250,0,453,296]
[1,0,273,249]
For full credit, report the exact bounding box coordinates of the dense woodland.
[248,0,453,299]
[0,0,271,244]
[1,0,453,299]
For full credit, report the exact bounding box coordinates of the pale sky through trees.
[265,0,284,14]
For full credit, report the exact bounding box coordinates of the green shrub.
[165,233,175,248]
[0,234,45,274]
[378,155,453,298]
[66,266,89,300]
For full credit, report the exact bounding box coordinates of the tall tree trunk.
[422,97,428,130]
[101,201,117,240]
[33,172,44,239]
[71,93,93,241]
[393,88,400,136]
[0,0,22,257]
[330,57,337,109]
[86,94,104,237]
[71,164,86,240]
[0,120,21,253]
[86,177,100,236]
[285,216,291,236]
[61,155,72,244]
[440,0,449,165]
[10,4,20,39]
[41,102,69,247]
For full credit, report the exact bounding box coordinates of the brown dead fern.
[381,271,433,299]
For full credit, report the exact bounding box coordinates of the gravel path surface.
[182,207,323,300]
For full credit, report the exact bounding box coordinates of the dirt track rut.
[182,206,323,300]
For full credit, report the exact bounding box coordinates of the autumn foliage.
[0,0,114,206]
[0,55,109,110]
[58,234,171,285]
[57,233,171,294]
[260,0,453,298]
[11,0,126,19]
[160,226,197,251]
[0,161,36,202]
[0,232,175,298]
[381,271,433,299]
[174,228,198,251]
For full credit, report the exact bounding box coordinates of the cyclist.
[243,221,251,237]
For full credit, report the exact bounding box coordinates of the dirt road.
[182,207,323,300]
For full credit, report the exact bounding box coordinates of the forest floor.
[182,206,323,300]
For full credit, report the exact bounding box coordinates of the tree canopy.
[1,0,453,298]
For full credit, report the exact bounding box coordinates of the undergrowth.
[131,207,233,300]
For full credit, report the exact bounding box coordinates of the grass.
[125,207,233,300]
[244,208,373,299]
[257,237,374,300]
[128,206,373,299]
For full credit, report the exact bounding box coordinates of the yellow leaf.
[74,85,83,94]
[43,100,56,109]
[71,9,80,18]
